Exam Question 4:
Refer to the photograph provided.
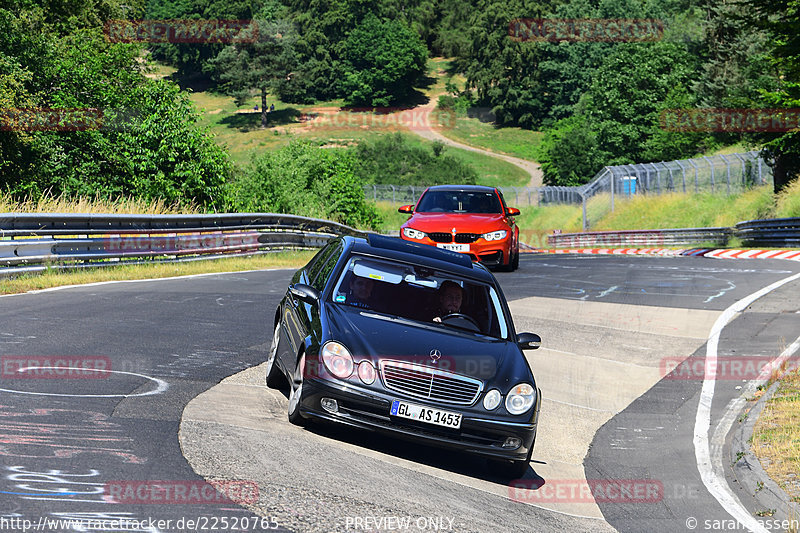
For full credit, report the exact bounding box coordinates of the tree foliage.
[340,15,428,107]
[0,2,231,208]
[228,141,382,229]
[350,133,478,186]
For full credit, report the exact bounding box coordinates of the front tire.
[287,353,307,426]
[511,245,520,271]
[265,322,286,389]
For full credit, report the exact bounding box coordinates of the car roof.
[423,185,498,193]
[345,234,495,283]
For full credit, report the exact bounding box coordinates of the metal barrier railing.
[735,218,800,247]
[545,218,800,248]
[547,227,733,248]
[0,213,367,277]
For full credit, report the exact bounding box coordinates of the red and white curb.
[521,246,800,261]
[521,247,685,256]
[702,249,800,260]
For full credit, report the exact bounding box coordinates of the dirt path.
[407,101,544,188]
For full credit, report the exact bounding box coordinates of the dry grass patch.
[752,368,800,503]
[0,251,316,295]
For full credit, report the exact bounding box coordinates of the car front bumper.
[399,235,512,267]
[298,377,539,462]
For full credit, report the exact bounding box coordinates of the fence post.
[719,154,732,194]
[733,153,747,188]
[581,191,588,231]
[373,185,377,202]
[651,162,661,193]
[610,167,615,212]
[676,160,687,192]
[703,156,715,193]
[391,185,396,205]
[688,158,699,193]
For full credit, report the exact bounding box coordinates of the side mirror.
[506,207,520,217]
[398,205,414,214]
[289,283,320,304]
[517,333,541,350]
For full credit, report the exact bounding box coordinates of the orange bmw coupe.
[398,185,521,271]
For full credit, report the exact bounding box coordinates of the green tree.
[229,141,382,229]
[461,0,555,128]
[0,4,231,208]
[538,115,608,186]
[586,41,699,163]
[738,0,800,191]
[340,15,428,107]
[211,18,298,127]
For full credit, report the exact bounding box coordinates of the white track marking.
[0,267,292,300]
[0,367,168,397]
[694,271,800,532]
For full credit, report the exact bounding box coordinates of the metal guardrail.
[0,213,367,277]
[547,227,733,248]
[735,218,800,247]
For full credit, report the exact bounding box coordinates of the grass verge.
[0,251,316,295]
[752,368,800,503]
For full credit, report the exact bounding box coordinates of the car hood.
[325,304,523,382]
[404,213,507,233]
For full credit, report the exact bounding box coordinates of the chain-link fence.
[363,184,540,207]
[364,151,773,230]
[544,150,774,229]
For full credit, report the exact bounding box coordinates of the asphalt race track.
[0,254,798,532]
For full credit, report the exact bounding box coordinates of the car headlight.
[402,227,426,240]
[505,383,535,415]
[483,389,502,410]
[321,341,354,379]
[482,230,508,241]
[357,360,376,384]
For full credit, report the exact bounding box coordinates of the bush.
[537,116,608,186]
[227,141,382,229]
[350,133,478,186]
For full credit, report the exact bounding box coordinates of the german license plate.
[390,400,462,429]
[436,243,469,252]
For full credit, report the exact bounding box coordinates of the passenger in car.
[347,276,375,309]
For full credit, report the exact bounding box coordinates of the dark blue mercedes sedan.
[265,233,542,477]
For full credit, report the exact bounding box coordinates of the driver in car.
[432,280,464,323]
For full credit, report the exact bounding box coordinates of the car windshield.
[415,190,503,214]
[330,256,509,339]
